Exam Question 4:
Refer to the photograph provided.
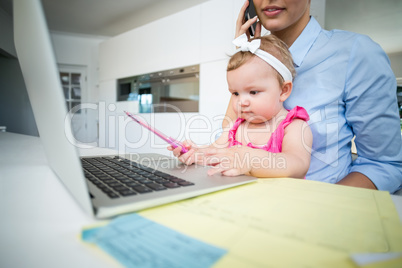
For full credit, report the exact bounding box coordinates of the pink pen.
[124,111,188,154]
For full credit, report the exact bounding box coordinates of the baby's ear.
[280,81,292,102]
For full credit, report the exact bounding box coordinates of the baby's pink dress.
[228,106,309,153]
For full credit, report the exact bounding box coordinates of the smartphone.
[124,111,188,154]
[244,0,257,36]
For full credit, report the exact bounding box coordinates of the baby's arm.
[206,119,312,178]
[250,119,312,178]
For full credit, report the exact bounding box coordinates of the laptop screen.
[13,0,93,216]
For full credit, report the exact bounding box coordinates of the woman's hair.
[227,35,296,84]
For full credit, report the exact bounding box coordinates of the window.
[58,65,89,143]
[59,67,86,113]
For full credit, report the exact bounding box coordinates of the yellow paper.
[139,178,402,267]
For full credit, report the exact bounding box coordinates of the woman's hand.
[235,0,261,39]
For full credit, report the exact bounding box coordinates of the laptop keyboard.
[81,157,194,199]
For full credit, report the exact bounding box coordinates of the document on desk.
[138,178,402,268]
[82,213,227,268]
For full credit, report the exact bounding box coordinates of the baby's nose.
[239,97,249,106]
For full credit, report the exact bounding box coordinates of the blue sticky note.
[82,226,103,242]
[82,214,227,268]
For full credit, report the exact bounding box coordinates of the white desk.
[0,132,119,268]
[1,132,401,268]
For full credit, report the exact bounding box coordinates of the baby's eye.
[250,91,259,95]
[232,92,239,96]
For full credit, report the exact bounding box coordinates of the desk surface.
[1,132,401,268]
[0,132,119,267]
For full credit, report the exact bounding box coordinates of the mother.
[175,0,402,193]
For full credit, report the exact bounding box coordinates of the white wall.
[98,0,238,81]
[325,0,402,54]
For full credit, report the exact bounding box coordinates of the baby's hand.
[167,140,197,166]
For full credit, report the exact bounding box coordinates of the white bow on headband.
[232,34,293,82]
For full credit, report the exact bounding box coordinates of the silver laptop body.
[13,0,256,219]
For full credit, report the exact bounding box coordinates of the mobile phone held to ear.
[245,0,257,36]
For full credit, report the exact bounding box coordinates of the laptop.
[13,0,256,219]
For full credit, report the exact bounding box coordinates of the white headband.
[232,34,293,82]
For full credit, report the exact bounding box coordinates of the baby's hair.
[227,35,296,84]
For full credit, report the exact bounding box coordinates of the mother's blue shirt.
[285,17,402,193]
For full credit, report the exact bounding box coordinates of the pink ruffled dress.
[228,106,309,153]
